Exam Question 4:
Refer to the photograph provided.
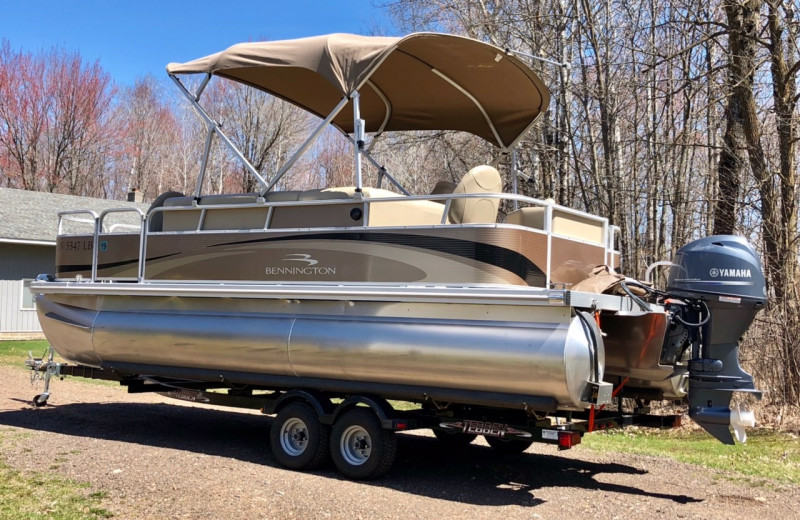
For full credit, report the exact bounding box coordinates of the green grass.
[0,340,118,389]
[0,340,51,366]
[0,432,113,519]
[0,461,113,519]
[583,428,800,485]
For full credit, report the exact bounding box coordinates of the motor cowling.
[667,235,766,300]
[666,235,765,444]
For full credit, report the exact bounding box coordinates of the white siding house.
[0,188,148,339]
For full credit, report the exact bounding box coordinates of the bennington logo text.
[709,267,752,278]
[265,254,336,276]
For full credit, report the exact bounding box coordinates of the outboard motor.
[666,235,765,444]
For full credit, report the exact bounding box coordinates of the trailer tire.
[433,429,477,447]
[270,402,330,470]
[484,435,534,454]
[331,408,396,480]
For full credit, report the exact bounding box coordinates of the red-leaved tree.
[0,39,115,196]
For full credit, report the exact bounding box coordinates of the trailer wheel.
[433,429,477,447]
[484,435,534,454]
[331,408,396,480]
[270,402,330,470]
[32,394,48,407]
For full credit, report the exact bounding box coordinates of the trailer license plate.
[541,429,559,440]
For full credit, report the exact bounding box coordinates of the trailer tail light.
[558,431,581,450]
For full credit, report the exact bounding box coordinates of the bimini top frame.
[167,32,551,196]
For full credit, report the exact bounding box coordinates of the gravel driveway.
[1,365,797,519]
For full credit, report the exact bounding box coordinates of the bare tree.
[201,80,310,193]
[114,75,177,201]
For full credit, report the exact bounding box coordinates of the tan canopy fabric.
[167,33,551,149]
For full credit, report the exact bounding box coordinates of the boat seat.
[265,191,303,202]
[199,193,261,205]
[267,188,360,228]
[300,189,355,201]
[147,191,186,232]
[506,206,605,244]
[322,187,445,227]
[163,196,195,207]
[430,180,456,204]
[158,195,198,231]
[448,165,502,224]
[339,187,446,226]
[159,193,268,231]
[367,199,445,226]
[322,187,398,198]
[156,186,447,231]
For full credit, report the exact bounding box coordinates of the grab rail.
[147,191,611,233]
[57,210,98,236]
[57,210,99,282]
[96,208,145,282]
[57,192,620,287]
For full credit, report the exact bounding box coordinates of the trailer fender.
[268,390,334,421]
[332,395,397,429]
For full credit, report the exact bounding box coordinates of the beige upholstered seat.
[448,165,502,224]
[322,187,444,226]
[322,187,397,198]
[265,191,303,202]
[157,184,450,231]
[430,180,456,203]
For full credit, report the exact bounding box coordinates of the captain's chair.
[448,165,502,224]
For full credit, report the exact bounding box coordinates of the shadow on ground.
[0,399,701,507]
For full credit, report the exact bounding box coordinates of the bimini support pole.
[341,134,410,196]
[352,91,365,193]
[169,73,270,193]
[263,96,351,195]
[511,149,520,210]
[362,151,410,195]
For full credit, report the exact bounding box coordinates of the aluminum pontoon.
[29,33,764,479]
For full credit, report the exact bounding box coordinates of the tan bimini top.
[167,33,551,150]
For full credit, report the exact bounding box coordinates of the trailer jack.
[25,346,60,407]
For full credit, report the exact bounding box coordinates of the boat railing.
[144,191,616,286]
[57,210,99,236]
[146,191,610,234]
[58,192,619,285]
[58,208,145,283]
[96,208,146,282]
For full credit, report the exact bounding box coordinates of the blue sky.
[1,0,394,85]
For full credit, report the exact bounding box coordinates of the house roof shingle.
[0,188,150,244]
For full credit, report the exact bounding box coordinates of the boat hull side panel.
[54,226,575,287]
